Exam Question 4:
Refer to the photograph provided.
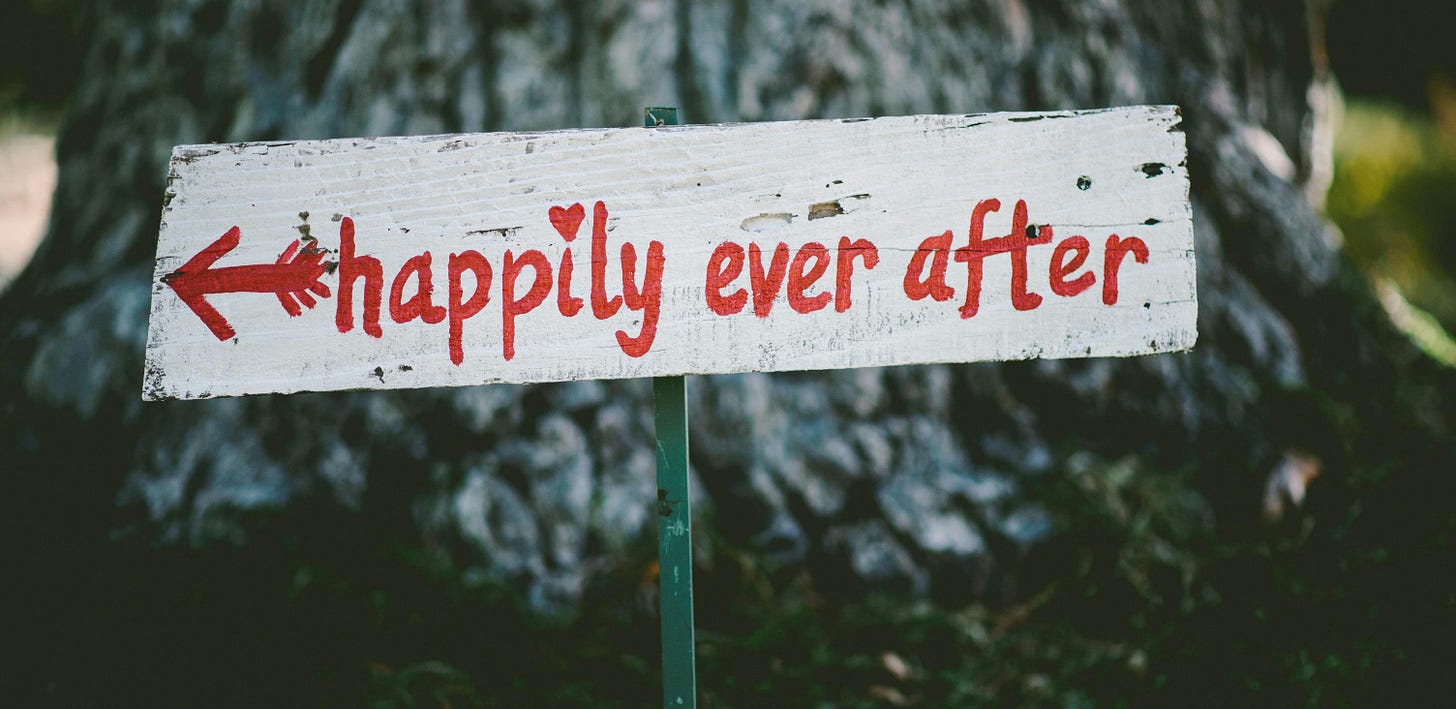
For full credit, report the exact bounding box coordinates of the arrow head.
[164,226,242,340]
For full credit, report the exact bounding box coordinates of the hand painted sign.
[143,106,1195,400]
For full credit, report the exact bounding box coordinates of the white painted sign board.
[143,105,1195,400]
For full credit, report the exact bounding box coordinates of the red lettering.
[590,200,622,319]
[447,250,492,366]
[748,242,791,318]
[952,200,1000,319]
[835,236,878,312]
[788,242,832,314]
[617,240,666,357]
[501,249,552,361]
[952,199,1050,318]
[903,230,955,302]
[388,252,446,324]
[1049,236,1095,297]
[557,247,584,316]
[705,242,747,316]
[1015,223,1053,310]
[335,217,383,337]
[551,203,585,317]
[1102,234,1150,305]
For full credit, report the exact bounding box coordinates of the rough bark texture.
[3,0,1454,703]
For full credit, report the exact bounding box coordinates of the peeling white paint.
[144,107,1195,399]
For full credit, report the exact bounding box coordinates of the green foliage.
[16,429,1443,707]
[367,661,480,708]
[1327,97,1456,362]
[682,456,1212,707]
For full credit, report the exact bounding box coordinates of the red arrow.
[163,226,333,340]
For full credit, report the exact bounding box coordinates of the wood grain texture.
[143,106,1195,400]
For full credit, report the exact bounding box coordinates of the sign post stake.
[645,106,696,707]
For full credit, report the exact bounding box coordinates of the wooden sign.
[142,106,1195,400]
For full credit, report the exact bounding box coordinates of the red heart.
[549,203,586,241]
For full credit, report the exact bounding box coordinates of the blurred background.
[2,0,1454,706]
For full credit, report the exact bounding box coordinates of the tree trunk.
[4,0,1453,704]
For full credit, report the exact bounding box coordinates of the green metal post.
[646,106,696,707]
